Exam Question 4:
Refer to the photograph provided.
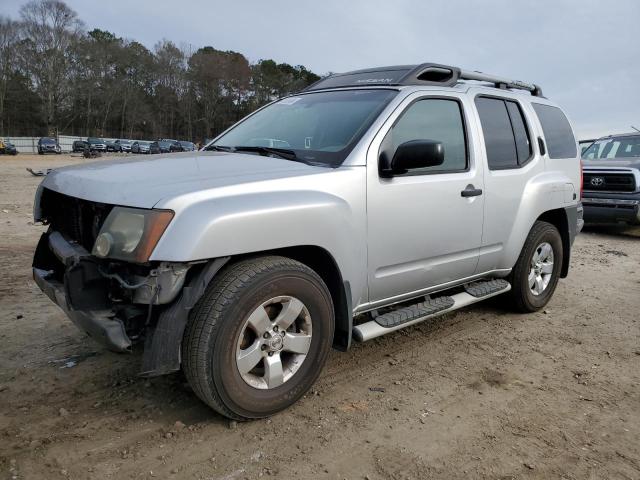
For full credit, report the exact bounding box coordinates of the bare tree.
[0,16,21,133]
[19,0,83,133]
[0,0,320,141]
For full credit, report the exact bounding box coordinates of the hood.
[582,157,640,170]
[39,151,322,208]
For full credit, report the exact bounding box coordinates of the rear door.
[472,93,545,273]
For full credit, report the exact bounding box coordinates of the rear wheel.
[508,221,563,312]
[182,256,334,420]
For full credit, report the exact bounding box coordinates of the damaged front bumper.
[33,267,133,352]
[32,230,190,354]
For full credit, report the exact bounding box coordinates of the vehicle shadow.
[581,224,640,239]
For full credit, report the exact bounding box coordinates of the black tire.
[182,256,334,420]
[508,221,563,312]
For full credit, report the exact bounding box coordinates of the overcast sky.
[5,0,639,139]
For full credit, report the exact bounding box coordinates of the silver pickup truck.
[32,63,583,420]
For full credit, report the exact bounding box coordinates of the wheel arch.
[141,246,353,378]
[235,245,353,351]
[536,208,571,278]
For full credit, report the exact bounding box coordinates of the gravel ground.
[1,154,639,480]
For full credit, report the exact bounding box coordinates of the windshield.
[41,138,56,144]
[583,135,640,159]
[210,89,398,166]
[88,138,103,143]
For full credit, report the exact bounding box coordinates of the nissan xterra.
[32,63,583,419]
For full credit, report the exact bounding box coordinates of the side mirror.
[379,140,445,177]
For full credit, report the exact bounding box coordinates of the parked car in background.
[157,140,171,153]
[0,138,17,155]
[105,140,122,152]
[37,137,61,154]
[148,141,161,154]
[131,141,150,154]
[131,141,160,154]
[579,139,595,155]
[72,140,89,153]
[582,133,640,225]
[157,140,182,153]
[179,141,196,151]
[87,137,107,152]
[115,140,132,152]
[31,63,582,420]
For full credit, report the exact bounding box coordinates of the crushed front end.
[32,188,190,355]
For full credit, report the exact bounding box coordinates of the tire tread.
[182,255,328,420]
[508,220,562,313]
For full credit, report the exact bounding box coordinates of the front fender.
[150,180,368,308]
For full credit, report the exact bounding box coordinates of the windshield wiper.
[232,146,298,161]
[204,144,233,152]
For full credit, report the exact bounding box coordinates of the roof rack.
[304,63,544,97]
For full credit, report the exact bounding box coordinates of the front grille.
[40,188,114,251]
[583,172,636,192]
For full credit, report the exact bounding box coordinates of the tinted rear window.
[532,104,577,158]
[505,101,532,163]
[475,97,518,169]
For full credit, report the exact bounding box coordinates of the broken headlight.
[92,207,173,263]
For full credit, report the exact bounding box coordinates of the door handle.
[537,137,546,156]
[461,184,483,197]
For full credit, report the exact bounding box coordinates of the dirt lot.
[1,153,639,480]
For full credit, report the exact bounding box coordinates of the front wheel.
[508,221,563,312]
[182,256,334,420]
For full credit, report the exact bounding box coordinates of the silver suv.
[32,63,583,420]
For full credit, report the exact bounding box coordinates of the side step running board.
[353,279,510,342]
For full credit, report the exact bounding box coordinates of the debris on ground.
[26,167,52,176]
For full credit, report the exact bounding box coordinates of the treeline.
[0,0,321,141]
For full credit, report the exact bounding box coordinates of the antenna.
[631,125,640,133]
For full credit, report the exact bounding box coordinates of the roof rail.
[458,69,543,97]
[304,63,544,97]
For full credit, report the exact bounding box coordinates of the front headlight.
[92,207,174,263]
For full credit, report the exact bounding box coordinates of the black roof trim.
[305,62,544,97]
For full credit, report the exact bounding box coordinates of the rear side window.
[475,97,532,169]
[505,102,532,164]
[532,103,577,159]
